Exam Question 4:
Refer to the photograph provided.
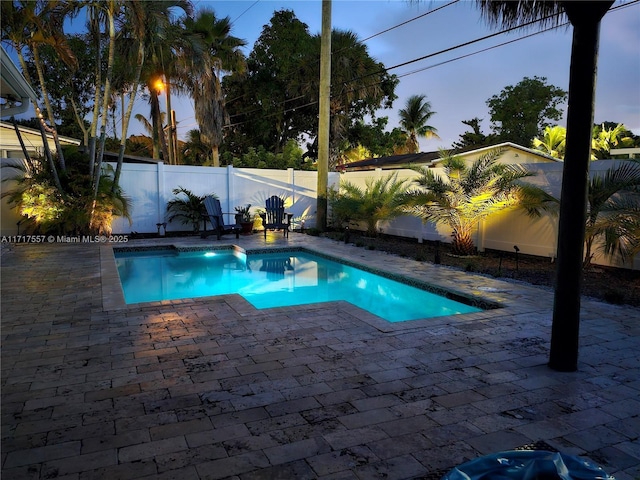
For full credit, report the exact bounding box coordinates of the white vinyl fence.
[108,163,341,235]
[1,159,637,270]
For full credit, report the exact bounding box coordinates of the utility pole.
[165,76,175,165]
[316,0,331,231]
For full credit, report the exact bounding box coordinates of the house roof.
[340,142,561,171]
[339,151,440,171]
[431,142,561,165]
[101,150,162,165]
[0,120,81,145]
[1,46,38,118]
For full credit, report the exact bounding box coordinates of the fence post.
[226,165,235,219]
[288,168,295,223]
[157,162,165,224]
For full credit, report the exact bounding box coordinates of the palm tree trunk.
[113,44,145,190]
[451,230,476,256]
[70,96,89,146]
[13,43,64,187]
[549,1,612,372]
[32,39,66,172]
[158,113,170,163]
[91,2,116,229]
[88,7,102,177]
[37,117,63,192]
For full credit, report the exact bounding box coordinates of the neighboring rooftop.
[340,142,561,172]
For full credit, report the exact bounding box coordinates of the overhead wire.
[230,0,261,25]
[225,0,638,130]
[178,0,638,134]
[225,15,563,127]
[222,0,459,112]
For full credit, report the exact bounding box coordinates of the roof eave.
[1,46,38,118]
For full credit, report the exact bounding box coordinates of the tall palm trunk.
[88,9,102,177]
[113,42,145,190]
[32,45,66,171]
[12,44,63,190]
[211,145,220,167]
[549,1,612,372]
[90,2,117,229]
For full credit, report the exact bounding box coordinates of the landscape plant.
[166,187,210,233]
[329,172,409,236]
[402,148,556,256]
[234,204,252,222]
[2,147,130,235]
[582,160,640,269]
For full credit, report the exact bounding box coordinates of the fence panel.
[2,157,636,270]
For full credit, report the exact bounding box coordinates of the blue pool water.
[114,249,482,322]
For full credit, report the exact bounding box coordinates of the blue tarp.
[442,450,614,480]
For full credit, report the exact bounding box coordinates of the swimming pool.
[114,248,483,322]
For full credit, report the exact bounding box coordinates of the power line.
[396,23,566,79]
[225,0,637,130]
[224,0,459,108]
[230,0,261,26]
[360,0,460,43]
[226,17,560,126]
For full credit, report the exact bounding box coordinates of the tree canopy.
[223,9,398,168]
[486,76,567,147]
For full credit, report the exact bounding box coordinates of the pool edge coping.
[102,242,549,332]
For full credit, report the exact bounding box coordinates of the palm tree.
[398,94,439,153]
[330,173,409,236]
[583,161,640,268]
[591,123,634,160]
[166,187,209,232]
[180,10,246,167]
[477,0,614,372]
[1,0,78,183]
[112,1,192,189]
[532,125,566,159]
[134,111,166,159]
[181,129,212,166]
[320,29,397,167]
[403,149,555,256]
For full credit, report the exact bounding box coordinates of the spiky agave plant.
[403,148,555,256]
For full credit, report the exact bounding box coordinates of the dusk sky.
[171,0,640,151]
[59,0,640,151]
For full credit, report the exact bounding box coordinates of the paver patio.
[1,233,639,479]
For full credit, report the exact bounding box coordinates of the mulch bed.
[321,231,640,308]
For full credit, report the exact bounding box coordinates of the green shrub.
[166,187,211,233]
[3,148,130,235]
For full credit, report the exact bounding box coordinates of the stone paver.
[2,233,639,479]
